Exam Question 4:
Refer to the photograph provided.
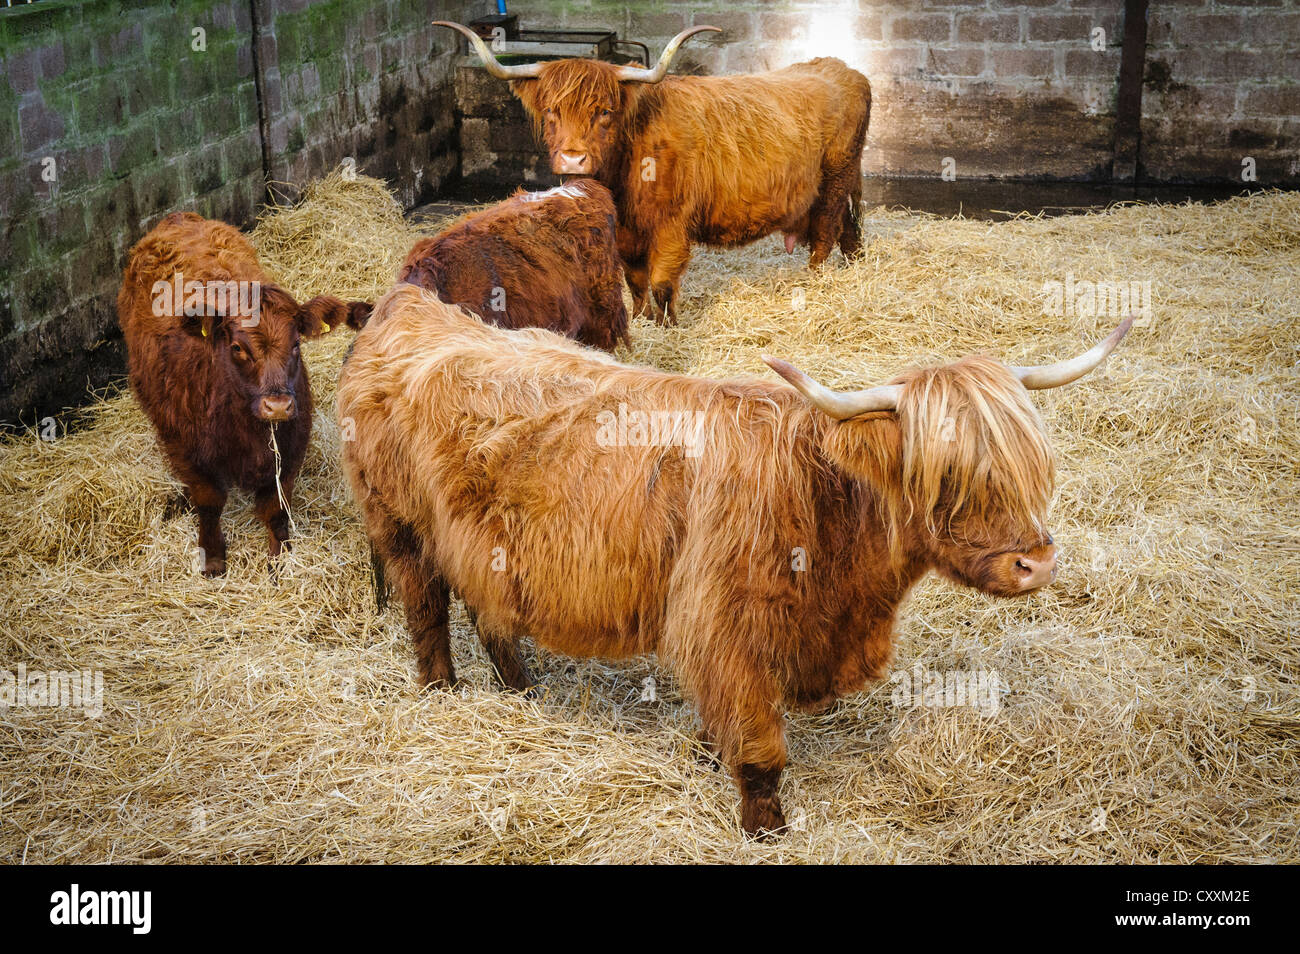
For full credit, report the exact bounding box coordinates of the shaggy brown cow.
[396,178,628,352]
[119,211,370,576]
[338,283,1131,835]
[434,22,872,324]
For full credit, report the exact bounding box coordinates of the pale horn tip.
[761,354,801,385]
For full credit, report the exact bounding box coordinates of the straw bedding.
[1,169,1296,863]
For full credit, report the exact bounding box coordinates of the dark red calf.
[118,211,370,576]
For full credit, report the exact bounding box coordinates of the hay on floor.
[1,171,1296,863]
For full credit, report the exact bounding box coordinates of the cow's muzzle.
[257,393,296,422]
[1009,545,1058,591]
[555,151,591,175]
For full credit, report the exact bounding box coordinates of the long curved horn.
[614,25,721,82]
[1013,316,1134,390]
[762,355,901,420]
[433,20,543,80]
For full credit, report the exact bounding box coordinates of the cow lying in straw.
[119,212,370,576]
[338,283,1131,836]
[396,179,629,352]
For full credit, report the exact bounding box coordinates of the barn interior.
[1,1,1298,863]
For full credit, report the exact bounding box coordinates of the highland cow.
[338,282,1130,835]
[397,179,629,352]
[435,21,872,324]
[119,211,370,576]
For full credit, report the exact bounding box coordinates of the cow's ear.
[179,312,221,342]
[510,78,542,117]
[821,414,903,495]
[346,301,373,329]
[296,295,360,338]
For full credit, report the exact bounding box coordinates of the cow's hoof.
[797,694,839,716]
[650,285,677,325]
[202,557,227,578]
[419,668,458,691]
[693,738,722,769]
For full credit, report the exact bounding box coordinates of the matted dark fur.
[394,179,628,352]
[118,211,369,576]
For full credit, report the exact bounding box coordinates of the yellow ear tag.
[322,322,331,333]
[201,325,208,338]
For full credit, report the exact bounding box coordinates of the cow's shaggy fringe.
[897,356,1055,548]
[1,172,1296,862]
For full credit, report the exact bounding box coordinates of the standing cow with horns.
[434,21,872,324]
[339,280,1133,837]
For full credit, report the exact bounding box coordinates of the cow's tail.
[840,97,869,259]
[839,169,864,260]
[847,176,862,236]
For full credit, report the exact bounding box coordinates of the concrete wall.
[255,0,472,207]
[491,0,1300,183]
[0,0,473,427]
[1144,2,1300,182]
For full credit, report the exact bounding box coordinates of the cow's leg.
[688,657,788,837]
[694,724,722,768]
[739,762,786,838]
[479,627,536,695]
[623,257,651,319]
[619,225,651,319]
[806,196,845,269]
[162,490,192,521]
[253,481,293,559]
[808,160,862,269]
[170,457,227,577]
[366,507,456,688]
[647,227,691,325]
[598,277,632,351]
[402,574,456,689]
[191,481,228,577]
[461,604,536,695]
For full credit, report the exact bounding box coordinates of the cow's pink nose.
[556,152,588,174]
[258,394,295,421]
[1013,548,1058,590]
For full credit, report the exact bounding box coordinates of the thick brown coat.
[510,57,871,321]
[397,179,628,352]
[339,285,1065,835]
[119,211,369,575]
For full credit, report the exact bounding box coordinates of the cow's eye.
[230,343,246,360]
[600,109,612,119]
